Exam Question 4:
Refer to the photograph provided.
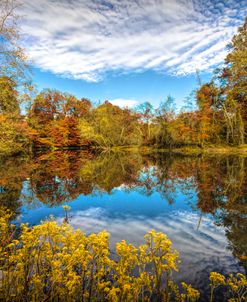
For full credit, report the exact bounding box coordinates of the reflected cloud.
[56,209,242,289]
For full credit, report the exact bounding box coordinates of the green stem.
[210,285,215,302]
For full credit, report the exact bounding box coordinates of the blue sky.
[33,67,211,108]
[19,0,246,109]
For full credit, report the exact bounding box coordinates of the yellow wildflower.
[210,272,226,286]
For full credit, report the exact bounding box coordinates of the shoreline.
[1,144,247,158]
[110,145,247,156]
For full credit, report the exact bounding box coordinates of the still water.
[0,151,246,300]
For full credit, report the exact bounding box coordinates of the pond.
[0,151,246,301]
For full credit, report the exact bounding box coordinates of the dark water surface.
[1,151,246,301]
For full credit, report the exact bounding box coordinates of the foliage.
[0,114,31,155]
[0,76,19,114]
[224,18,247,130]
[0,0,32,155]
[28,89,91,148]
[78,101,142,148]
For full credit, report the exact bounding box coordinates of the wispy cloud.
[20,0,246,81]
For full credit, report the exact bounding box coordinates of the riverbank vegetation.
[0,0,247,156]
[0,207,246,302]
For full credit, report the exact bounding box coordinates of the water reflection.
[0,150,246,298]
[55,209,240,292]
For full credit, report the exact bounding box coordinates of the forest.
[0,0,246,156]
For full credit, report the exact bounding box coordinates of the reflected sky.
[16,182,243,297]
[55,208,241,286]
[18,182,195,224]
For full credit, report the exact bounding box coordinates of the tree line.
[0,1,246,155]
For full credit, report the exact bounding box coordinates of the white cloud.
[109,98,139,108]
[19,0,247,81]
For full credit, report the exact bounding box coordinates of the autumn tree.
[28,89,92,148]
[196,83,220,146]
[0,76,19,114]
[225,18,247,117]
[79,101,141,148]
[0,115,30,155]
[220,18,247,144]
[0,0,34,155]
[0,0,25,110]
[0,0,28,82]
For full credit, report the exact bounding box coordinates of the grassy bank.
[2,144,247,159]
[110,145,247,156]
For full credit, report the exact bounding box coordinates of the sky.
[19,0,247,109]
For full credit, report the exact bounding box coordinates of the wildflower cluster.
[0,207,246,302]
[209,272,247,302]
